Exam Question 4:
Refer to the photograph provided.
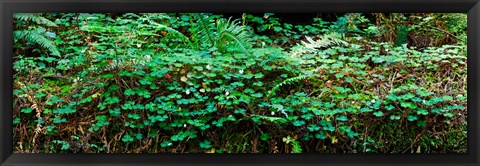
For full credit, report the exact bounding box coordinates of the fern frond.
[139,13,170,21]
[266,104,289,118]
[301,33,348,50]
[290,32,348,57]
[220,31,252,56]
[81,13,193,49]
[251,114,288,123]
[267,74,309,98]
[267,67,322,98]
[139,16,193,47]
[14,28,61,56]
[289,44,317,57]
[191,14,252,55]
[80,25,128,33]
[14,13,57,27]
[130,13,194,49]
[212,87,228,93]
[194,13,215,48]
[216,18,252,55]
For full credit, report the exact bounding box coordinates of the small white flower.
[385,48,389,52]
[239,69,244,74]
[137,44,141,48]
[81,49,86,53]
[351,101,355,104]
[206,65,212,70]
[186,90,190,95]
[225,91,229,96]
[168,142,173,146]
[371,99,376,103]
[271,111,275,116]
[183,124,187,128]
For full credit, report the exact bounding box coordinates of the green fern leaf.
[191,14,252,55]
[14,28,61,56]
[14,13,57,27]
[267,74,309,98]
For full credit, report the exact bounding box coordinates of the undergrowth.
[13,13,467,153]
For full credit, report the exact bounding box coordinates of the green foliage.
[14,13,58,27]
[192,14,252,55]
[13,13,466,153]
[20,108,33,114]
[51,140,70,151]
[14,13,60,56]
[122,135,134,143]
[199,140,213,149]
[283,136,302,153]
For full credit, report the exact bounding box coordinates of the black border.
[1,1,479,166]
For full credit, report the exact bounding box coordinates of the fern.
[267,74,309,98]
[80,25,129,33]
[81,13,193,48]
[290,32,348,58]
[289,44,316,57]
[266,67,322,99]
[301,32,348,49]
[14,13,60,57]
[216,18,252,56]
[191,14,252,56]
[14,13,57,27]
[212,87,230,94]
[266,104,289,118]
[193,14,216,48]
[134,13,193,48]
[251,114,288,123]
[14,28,61,56]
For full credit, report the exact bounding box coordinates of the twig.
[402,129,426,153]
[363,126,368,153]
[425,25,465,42]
